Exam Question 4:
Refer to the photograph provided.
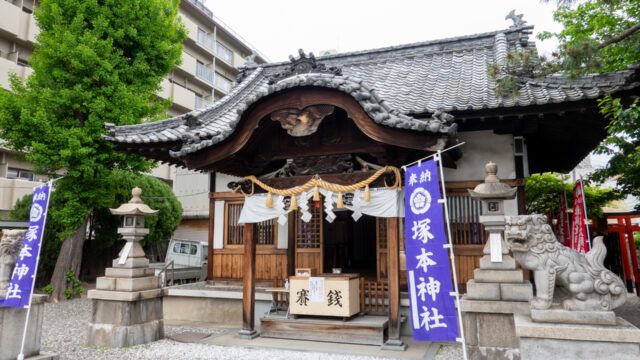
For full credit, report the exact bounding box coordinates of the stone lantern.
[109,187,158,266]
[460,161,532,359]
[468,161,517,265]
[87,187,164,348]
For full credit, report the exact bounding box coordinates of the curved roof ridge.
[243,25,534,71]
[104,67,265,142]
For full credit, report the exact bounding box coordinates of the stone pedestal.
[461,216,532,360]
[461,298,530,360]
[515,314,640,360]
[87,258,163,348]
[0,295,58,360]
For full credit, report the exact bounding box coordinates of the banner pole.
[402,142,466,170]
[17,181,53,360]
[435,150,468,360]
[579,176,592,250]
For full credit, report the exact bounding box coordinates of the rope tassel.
[313,186,320,202]
[290,194,298,211]
[337,192,344,209]
[266,192,273,208]
[364,185,371,202]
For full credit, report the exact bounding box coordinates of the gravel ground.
[41,298,461,359]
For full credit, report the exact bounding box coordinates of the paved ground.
[41,298,461,359]
[39,293,640,359]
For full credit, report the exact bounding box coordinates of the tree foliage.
[0,0,186,298]
[590,97,640,205]
[525,173,622,218]
[540,0,640,76]
[0,0,186,241]
[9,172,182,279]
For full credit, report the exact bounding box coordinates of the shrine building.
[103,20,640,345]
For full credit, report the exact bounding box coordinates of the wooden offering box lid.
[290,273,360,281]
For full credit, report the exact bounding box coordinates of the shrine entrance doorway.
[323,212,377,280]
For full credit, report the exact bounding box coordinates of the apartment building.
[0,0,266,221]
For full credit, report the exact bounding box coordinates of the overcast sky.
[205,1,612,169]
[205,0,563,62]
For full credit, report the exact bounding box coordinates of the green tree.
[492,2,640,205]
[0,0,186,300]
[525,173,622,218]
[10,172,183,284]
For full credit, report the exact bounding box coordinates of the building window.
[6,167,35,181]
[196,61,214,84]
[197,28,214,50]
[216,41,233,63]
[224,201,276,247]
[215,72,232,93]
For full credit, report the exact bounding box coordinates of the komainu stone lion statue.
[505,215,626,311]
[0,229,26,298]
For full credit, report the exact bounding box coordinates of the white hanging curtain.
[237,187,404,224]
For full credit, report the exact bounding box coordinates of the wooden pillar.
[207,172,216,281]
[239,223,258,339]
[287,211,296,277]
[382,217,407,350]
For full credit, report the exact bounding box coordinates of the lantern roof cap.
[109,187,159,216]
[468,161,517,199]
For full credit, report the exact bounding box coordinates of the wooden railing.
[360,279,389,315]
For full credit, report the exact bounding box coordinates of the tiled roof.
[104,24,640,160]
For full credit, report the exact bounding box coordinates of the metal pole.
[17,181,53,360]
[435,150,469,360]
[402,142,466,169]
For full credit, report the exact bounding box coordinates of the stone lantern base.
[86,257,163,348]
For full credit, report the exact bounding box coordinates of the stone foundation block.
[114,276,160,292]
[87,288,162,302]
[91,298,163,326]
[474,269,523,283]
[461,297,531,315]
[466,345,520,360]
[500,282,533,302]
[87,319,164,348]
[0,295,47,360]
[112,258,149,269]
[530,307,616,326]
[479,255,517,270]
[466,280,501,301]
[105,267,155,278]
[463,310,521,359]
[515,315,640,360]
[96,276,116,291]
[87,298,164,348]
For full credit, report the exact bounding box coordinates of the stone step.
[260,315,388,346]
[474,269,524,283]
[105,267,155,278]
[111,257,150,269]
[96,275,160,292]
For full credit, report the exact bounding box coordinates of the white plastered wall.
[444,130,521,216]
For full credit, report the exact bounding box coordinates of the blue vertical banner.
[404,159,459,341]
[1,183,51,308]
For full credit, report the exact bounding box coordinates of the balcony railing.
[187,0,213,18]
[214,74,232,93]
[196,28,215,52]
[196,62,214,84]
[195,97,213,110]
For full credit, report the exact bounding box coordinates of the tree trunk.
[50,217,89,302]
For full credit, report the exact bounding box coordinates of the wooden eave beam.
[184,88,443,170]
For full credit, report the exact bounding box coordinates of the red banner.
[571,180,589,253]
[558,190,570,247]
